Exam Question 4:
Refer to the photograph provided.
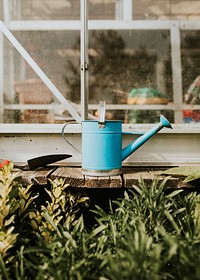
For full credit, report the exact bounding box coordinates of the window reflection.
[1,1,199,124]
[14,0,80,20]
[13,0,116,21]
[182,30,200,123]
[3,31,80,123]
[87,30,173,123]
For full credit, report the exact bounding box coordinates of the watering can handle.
[98,101,106,127]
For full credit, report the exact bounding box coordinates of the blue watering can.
[82,102,172,176]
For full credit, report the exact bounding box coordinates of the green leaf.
[166,189,183,199]
[124,191,129,200]
[164,210,181,235]
[89,224,107,239]
[132,184,143,195]
[42,210,61,237]
[183,174,199,183]
[4,215,15,227]
[63,231,77,248]
[0,253,10,280]
[109,218,116,245]
[157,226,178,260]
[162,166,200,182]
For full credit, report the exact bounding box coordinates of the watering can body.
[82,120,123,176]
[82,115,172,177]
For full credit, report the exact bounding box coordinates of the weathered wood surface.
[14,166,193,189]
[14,167,56,185]
[50,167,123,188]
[123,167,190,189]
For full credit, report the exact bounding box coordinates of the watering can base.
[82,168,122,177]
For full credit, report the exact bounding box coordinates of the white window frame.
[1,1,200,124]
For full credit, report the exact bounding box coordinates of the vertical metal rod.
[122,0,132,20]
[81,0,89,120]
[116,0,132,20]
[0,31,3,122]
[1,0,8,123]
[115,0,123,20]
[3,0,10,22]
[170,22,183,123]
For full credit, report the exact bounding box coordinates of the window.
[0,0,199,124]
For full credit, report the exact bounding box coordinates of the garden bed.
[1,161,200,279]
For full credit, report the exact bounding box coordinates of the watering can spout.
[121,115,172,161]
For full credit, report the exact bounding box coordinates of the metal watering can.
[82,102,172,176]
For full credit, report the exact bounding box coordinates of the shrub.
[1,163,200,279]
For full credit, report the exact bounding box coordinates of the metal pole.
[170,22,183,123]
[122,0,132,20]
[116,0,132,20]
[0,31,3,122]
[80,0,89,120]
[115,0,123,20]
[3,0,10,22]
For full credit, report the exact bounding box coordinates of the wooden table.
[14,166,191,189]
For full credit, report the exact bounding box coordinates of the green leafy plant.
[1,162,200,280]
[162,165,200,183]
[0,161,19,257]
[29,178,90,243]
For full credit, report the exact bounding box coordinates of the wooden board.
[123,167,191,189]
[50,167,84,187]
[14,166,193,189]
[14,167,56,185]
[50,167,123,188]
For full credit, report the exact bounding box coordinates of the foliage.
[1,163,200,279]
[162,165,200,183]
[0,162,89,279]
[29,178,89,243]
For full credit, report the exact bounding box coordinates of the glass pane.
[12,0,80,20]
[132,0,198,20]
[88,29,173,123]
[3,31,80,123]
[182,30,200,123]
[89,0,116,20]
[133,0,170,20]
[10,0,117,21]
